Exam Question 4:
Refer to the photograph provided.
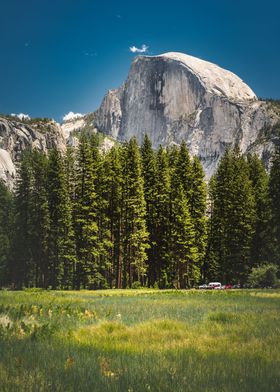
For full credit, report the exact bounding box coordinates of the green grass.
[0,289,279,391]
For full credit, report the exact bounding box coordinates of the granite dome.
[152,52,257,102]
[94,52,277,178]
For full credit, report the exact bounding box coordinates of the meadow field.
[0,289,279,392]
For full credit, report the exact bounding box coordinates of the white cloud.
[11,113,30,121]
[129,44,149,53]
[63,112,84,122]
[83,50,97,57]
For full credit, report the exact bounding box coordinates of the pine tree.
[204,176,218,281]
[189,156,207,279]
[104,147,123,288]
[47,148,76,289]
[13,151,33,287]
[74,135,99,289]
[65,146,77,207]
[153,146,171,287]
[29,150,50,288]
[93,147,113,288]
[208,149,256,284]
[141,135,157,286]
[175,141,193,200]
[170,184,198,288]
[167,144,179,171]
[269,144,280,266]
[247,154,270,267]
[121,138,149,287]
[0,181,14,286]
[169,142,205,286]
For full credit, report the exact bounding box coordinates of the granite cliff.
[0,116,66,188]
[94,52,280,178]
[0,113,115,187]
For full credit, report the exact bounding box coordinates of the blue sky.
[0,0,279,121]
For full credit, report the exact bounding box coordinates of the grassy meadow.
[0,289,279,391]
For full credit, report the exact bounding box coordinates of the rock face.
[0,113,117,187]
[0,117,66,188]
[94,52,279,178]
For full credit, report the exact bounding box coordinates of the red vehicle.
[224,284,232,289]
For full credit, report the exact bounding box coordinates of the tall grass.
[0,289,279,391]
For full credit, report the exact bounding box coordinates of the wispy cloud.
[63,112,84,122]
[82,50,97,57]
[129,44,149,53]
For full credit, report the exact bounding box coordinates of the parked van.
[208,282,222,289]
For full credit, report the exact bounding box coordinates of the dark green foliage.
[13,151,33,287]
[93,145,113,288]
[170,184,198,288]
[0,181,13,286]
[247,154,270,266]
[29,151,50,288]
[248,263,279,288]
[47,148,76,289]
[174,141,193,199]
[121,138,149,287]
[74,136,99,289]
[141,135,157,286]
[189,156,207,273]
[104,147,123,288]
[13,150,50,288]
[2,135,279,290]
[153,146,171,287]
[168,143,206,287]
[208,149,256,285]
[269,145,280,266]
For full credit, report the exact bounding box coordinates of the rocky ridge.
[0,116,66,188]
[0,113,115,187]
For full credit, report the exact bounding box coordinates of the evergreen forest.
[0,134,279,289]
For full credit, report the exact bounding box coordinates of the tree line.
[0,133,279,289]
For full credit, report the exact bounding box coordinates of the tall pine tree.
[154,145,171,287]
[189,156,207,278]
[93,145,113,288]
[104,146,123,288]
[48,148,76,289]
[13,151,33,287]
[208,149,256,284]
[141,135,157,286]
[74,135,99,289]
[170,184,198,288]
[247,154,270,267]
[269,144,280,266]
[0,181,14,286]
[29,150,50,288]
[121,138,149,287]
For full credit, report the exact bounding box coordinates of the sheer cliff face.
[0,117,66,188]
[94,52,278,178]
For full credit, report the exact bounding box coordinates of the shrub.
[131,281,142,289]
[248,264,279,288]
